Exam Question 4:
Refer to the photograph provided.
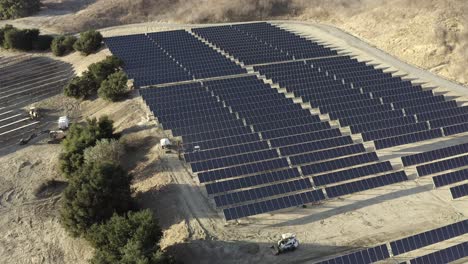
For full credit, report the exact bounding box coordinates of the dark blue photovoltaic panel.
[312,162,394,186]
[390,220,468,256]
[214,178,312,207]
[205,168,300,195]
[223,189,325,221]
[289,144,365,166]
[325,171,407,198]
[301,152,379,176]
[279,136,353,156]
[409,242,468,264]
[450,183,468,199]
[417,155,468,176]
[198,158,289,183]
[401,142,468,166]
[314,244,390,264]
[433,169,468,188]
[374,129,443,150]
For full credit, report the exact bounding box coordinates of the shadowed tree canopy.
[60,162,133,237]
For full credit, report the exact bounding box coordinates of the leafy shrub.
[84,139,124,166]
[3,27,39,50]
[87,210,175,264]
[59,116,115,177]
[98,70,128,102]
[51,35,77,56]
[73,30,103,55]
[0,24,13,47]
[60,162,133,237]
[63,71,98,99]
[88,55,124,83]
[33,34,53,51]
[0,0,41,20]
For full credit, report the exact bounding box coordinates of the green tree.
[63,71,98,99]
[0,24,13,47]
[74,30,103,55]
[0,0,41,20]
[60,162,133,237]
[84,139,124,166]
[87,210,174,264]
[98,70,128,102]
[59,116,115,177]
[88,55,124,83]
[51,35,77,56]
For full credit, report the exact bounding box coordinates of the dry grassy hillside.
[29,0,467,85]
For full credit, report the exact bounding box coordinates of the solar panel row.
[314,244,390,264]
[325,171,408,198]
[205,168,301,195]
[214,178,312,207]
[450,183,468,199]
[409,242,468,264]
[401,142,468,166]
[390,219,467,255]
[432,169,468,188]
[417,155,468,176]
[223,190,325,221]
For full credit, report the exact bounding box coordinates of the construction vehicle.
[19,133,37,145]
[271,233,299,255]
[48,130,66,144]
[58,116,69,130]
[28,107,39,120]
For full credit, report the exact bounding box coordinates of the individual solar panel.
[401,142,468,166]
[390,220,468,256]
[314,244,390,264]
[325,171,407,198]
[432,169,468,188]
[450,183,468,199]
[223,189,325,220]
[408,242,468,264]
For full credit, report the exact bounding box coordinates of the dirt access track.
[0,21,467,264]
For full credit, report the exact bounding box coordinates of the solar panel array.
[254,56,468,149]
[139,74,408,220]
[105,30,246,87]
[193,22,337,65]
[105,22,467,221]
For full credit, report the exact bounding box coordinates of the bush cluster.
[59,116,174,263]
[59,116,115,177]
[0,24,51,51]
[74,30,103,55]
[64,55,128,101]
[0,0,41,20]
[51,35,77,56]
